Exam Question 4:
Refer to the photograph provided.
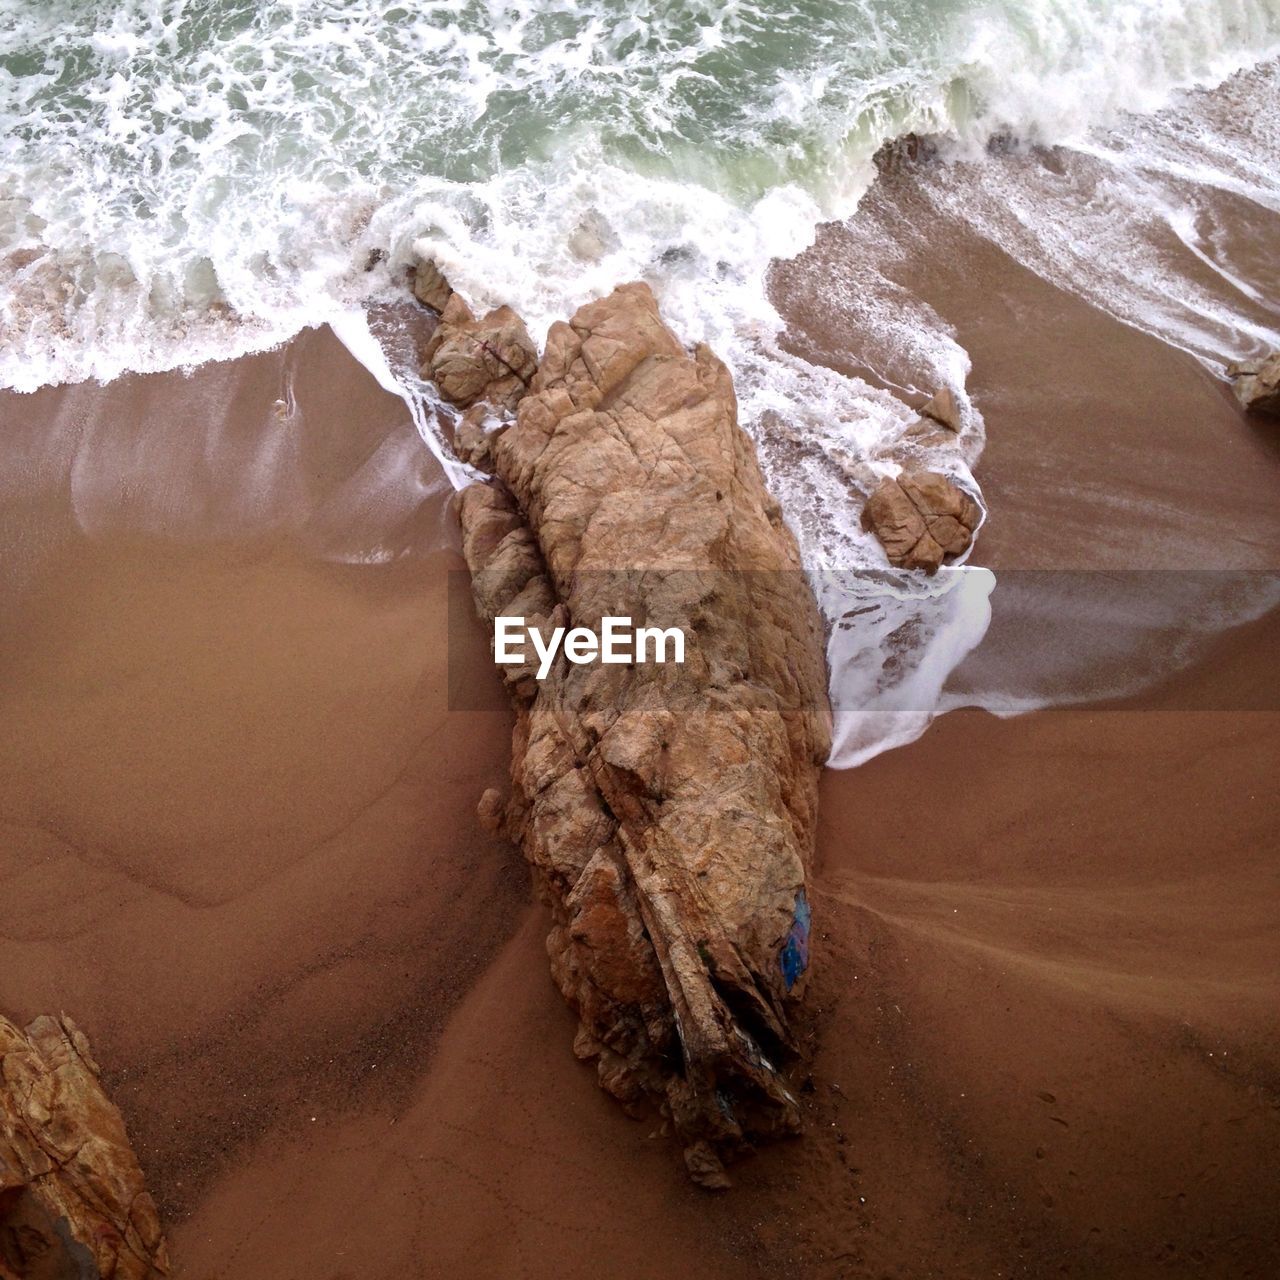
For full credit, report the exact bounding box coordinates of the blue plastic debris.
[779,889,811,991]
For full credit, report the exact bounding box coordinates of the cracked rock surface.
[411,257,453,313]
[861,468,981,574]
[451,282,832,1185]
[422,294,538,413]
[1,1013,169,1279]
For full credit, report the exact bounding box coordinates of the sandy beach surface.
[2,177,1278,1277]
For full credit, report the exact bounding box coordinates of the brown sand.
[2,178,1278,1276]
[751,160,1280,1274]
[792,618,1280,1277]
[165,619,1280,1280]
[773,178,1280,573]
[0,326,527,1226]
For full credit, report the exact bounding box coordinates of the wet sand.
[795,615,1280,1277]
[2,180,1279,1276]
[756,160,1280,1273]
[0,327,525,1225]
[773,173,1280,574]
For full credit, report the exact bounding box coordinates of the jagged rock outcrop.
[0,1014,169,1279]
[412,257,453,313]
[451,282,832,1185]
[872,131,940,173]
[862,469,981,574]
[452,406,505,474]
[920,386,962,433]
[1227,352,1280,418]
[422,295,537,412]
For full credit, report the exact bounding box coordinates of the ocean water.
[3,0,1279,763]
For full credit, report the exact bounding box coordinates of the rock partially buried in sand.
[0,1013,170,1279]
[451,282,832,1186]
[1227,352,1280,418]
[423,295,538,413]
[862,469,981,574]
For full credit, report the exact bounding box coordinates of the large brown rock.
[861,469,981,574]
[422,295,537,413]
[0,1014,169,1279]
[453,283,832,1185]
[1227,352,1280,417]
[411,257,453,313]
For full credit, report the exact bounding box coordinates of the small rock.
[477,787,506,835]
[568,210,617,263]
[861,469,981,574]
[1227,351,1280,418]
[920,386,962,432]
[683,1141,732,1190]
[453,406,506,474]
[873,131,939,174]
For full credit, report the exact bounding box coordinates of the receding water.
[3,0,1279,764]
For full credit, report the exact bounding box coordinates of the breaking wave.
[2,0,1278,763]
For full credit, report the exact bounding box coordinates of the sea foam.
[2,0,1278,764]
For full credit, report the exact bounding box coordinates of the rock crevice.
[861,468,981,574]
[1,1013,169,1279]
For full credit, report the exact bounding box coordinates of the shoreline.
[1,134,1278,1275]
